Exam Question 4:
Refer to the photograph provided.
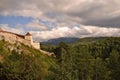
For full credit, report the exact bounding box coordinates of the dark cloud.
[82,16,120,27]
[65,0,120,27]
[0,0,120,28]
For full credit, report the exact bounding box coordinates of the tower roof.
[25,32,32,36]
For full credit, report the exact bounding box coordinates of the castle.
[0,29,56,57]
[0,29,40,49]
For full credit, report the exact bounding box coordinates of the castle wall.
[0,31,55,57]
[0,32,31,47]
[0,31,40,50]
[32,42,40,49]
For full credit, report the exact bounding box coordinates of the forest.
[0,37,120,80]
[42,37,120,80]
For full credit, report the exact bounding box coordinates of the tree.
[108,50,120,80]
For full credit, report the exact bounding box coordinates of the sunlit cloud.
[30,25,120,41]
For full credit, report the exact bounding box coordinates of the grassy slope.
[0,40,56,80]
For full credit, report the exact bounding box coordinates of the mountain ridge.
[41,37,79,45]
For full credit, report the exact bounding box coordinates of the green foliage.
[1,37,120,80]
[41,37,120,80]
[41,44,57,52]
[0,40,57,80]
[108,50,120,80]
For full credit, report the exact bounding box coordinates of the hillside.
[40,37,107,52]
[41,37,79,45]
[70,37,106,45]
[41,37,120,80]
[0,40,56,80]
[1,37,120,80]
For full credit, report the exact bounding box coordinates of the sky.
[0,0,120,41]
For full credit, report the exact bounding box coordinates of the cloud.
[29,25,120,41]
[27,19,47,30]
[0,24,24,34]
[30,26,85,41]
[0,24,120,42]
[0,0,120,42]
[83,25,120,37]
[1,0,120,27]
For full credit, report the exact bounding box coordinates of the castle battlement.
[0,29,40,49]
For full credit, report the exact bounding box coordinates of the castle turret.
[25,32,33,44]
[24,32,40,49]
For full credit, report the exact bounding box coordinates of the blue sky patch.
[0,15,33,27]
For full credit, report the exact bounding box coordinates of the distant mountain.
[71,37,106,45]
[41,37,80,45]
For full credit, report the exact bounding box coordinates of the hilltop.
[0,29,40,49]
[1,37,120,80]
[0,29,55,56]
[0,40,56,80]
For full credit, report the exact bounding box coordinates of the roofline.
[0,29,24,38]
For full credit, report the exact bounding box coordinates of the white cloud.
[29,25,120,42]
[83,25,120,37]
[27,19,47,30]
[0,24,120,42]
[0,24,24,34]
[30,26,83,41]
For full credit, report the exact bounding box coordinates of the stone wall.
[0,31,41,50]
[0,31,55,57]
[32,42,40,49]
[0,32,31,47]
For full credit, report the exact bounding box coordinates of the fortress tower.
[25,32,40,49]
[25,32,33,44]
[24,32,40,49]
